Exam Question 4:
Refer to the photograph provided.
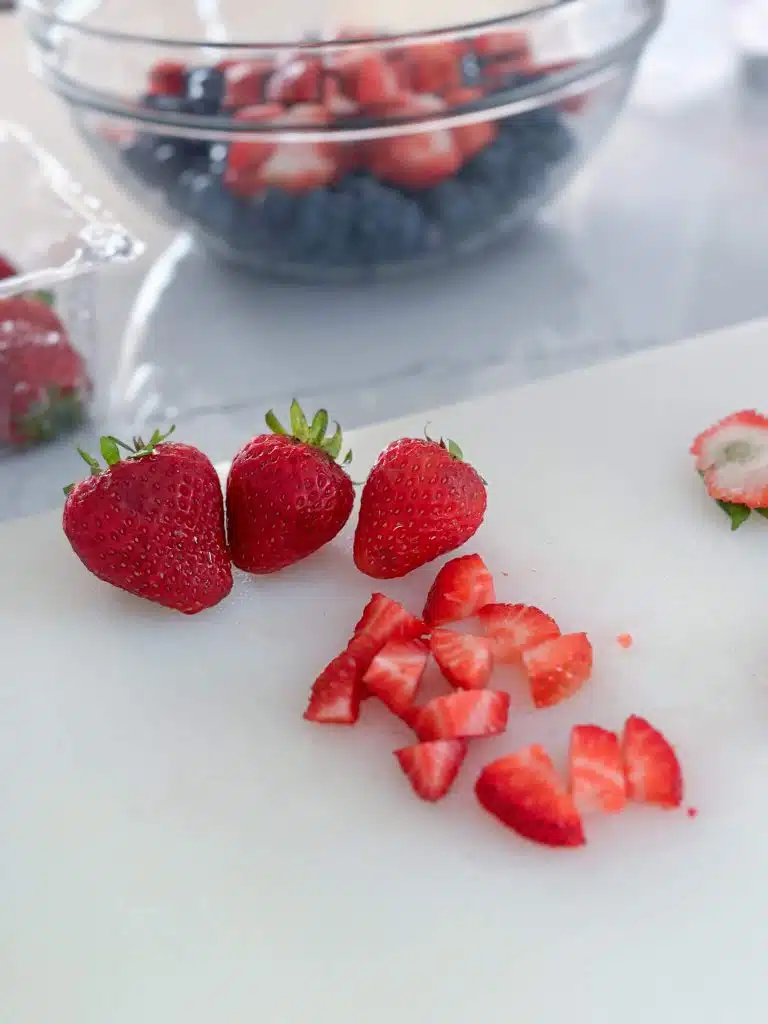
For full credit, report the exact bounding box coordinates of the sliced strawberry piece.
[522,632,593,709]
[395,738,468,802]
[475,744,586,848]
[444,87,498,160]
[691,409,768,509]
[473,31,531,60]
[414,689,510,741]
[224,103,285,194]
[304,650,363,724]
[622,715,683,809]
[148,60,186,97]
[366,93,461,190]
[404,41,464,95]
[423,553,495,626]
[568,725,627,815]
[266,57,323,104]
[223,60,273,108]
[430,629,493,690]
[0,254,18,280]
[332,49,404,108]
[533,60,590,113]
[353,592,427,646]
[477,603,560,663]
[255,143,338,192]
[363,638,429,716]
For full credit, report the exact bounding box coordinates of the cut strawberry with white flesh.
[444,88,498,161]
[413,689,510,741]
[223,60,274,108]
[304,650,363,724]
[266,57,322,104]
[349,593,427,698]
[332,49,404,108]
[476,744,586,848]
[395,738,468,802]
[477,603,560,663]
[363,638,429,716]
[691,409,768,509]
[430,629,493,690]
[522,632,593,709]
[622,715,683,809]
[224,103,286,195]
[366,94,462,190]
[568,725,627,815]
[423,553,495,626]
[255,143,338,192]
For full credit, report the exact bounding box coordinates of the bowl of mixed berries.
[23,0,662,281]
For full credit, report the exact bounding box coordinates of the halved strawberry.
[365,93,461,190]
[223,60,274,109]
[522,632,593,708]
[477,603,560,663]
[0,254,18,280]
[304,650,362,724]
[395,738,468,802]
[568,725,627,814]
[404,41,464,95]
[430,629,493,690]
[444,88,498,161]
[332,49,403,108]
[224,103,285,195]
[266,56,323,104]
[622,715,683,809]
[473,31,531,60]
[363,638,429,716]
[691,409,768,510]
[148,60,186,97]
[423,553,495,626]
[475,744,586,848]
[414,689,510,741]
[352,592,427,648]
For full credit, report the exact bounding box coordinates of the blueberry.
[504,108,573,164]
[185,67,225,116]
[141,92,191,114]
[279,190,335,261]
[460,53,483,88]
[460,133,518,197]
[419,179,494,240]
[122,134,193,189]
[169,170,241,238]
[344,177,428,264]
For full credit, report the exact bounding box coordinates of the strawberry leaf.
[446,438,464,461]
[290,399,309,439]
[717,499,751,530]
[324,422,342,460]
[100,436,121,466]
[756,508,768,521]
[265,409,288,436]
[308,408,329,445]
[77,447,101,476]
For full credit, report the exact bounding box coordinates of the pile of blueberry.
[117,31,580,275]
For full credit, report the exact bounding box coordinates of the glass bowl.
[21,0,662,281]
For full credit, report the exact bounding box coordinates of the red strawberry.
[304,650,362,724]
[622,715,683,809]
[404,42,464,95]
[475,744,586,848]
[395,738,468,802]
[430,629,493,690]
[522,632,593,708]
[222,60,274,108]
[534,60,590,113]
[0,253,18,280]
[353,436,487,579]
[352,592,427,648]
[0,296,91,448]
[62,428,232,614]
[691,409,768,511]
[477,603,560,663]
[414,689,510,741]
[332,49,403,108]
[365,94,462,190]
[226,400,354,574]
[251,104,339,193]
[444,88,498,160]
[266,57,323,104]
[423,552,495,626]
[224,103,286,195]
[148,60,187,97]
[473,31,531,60]
[363,638,429,716]
[568,725,627,814]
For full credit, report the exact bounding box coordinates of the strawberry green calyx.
[265,399,352,466]
[424,425,464,462]
[63,425,175,496]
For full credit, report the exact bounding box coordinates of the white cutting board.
[3,319,768,1024]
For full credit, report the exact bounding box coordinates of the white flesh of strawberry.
[699,422,768,499]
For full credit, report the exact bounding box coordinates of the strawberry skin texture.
[477,603,561,663]
[568,725,627,814]
[423,552,495,626]
[395,738,468,802]
[522,632,593,708]
[430,629,494,690]
[622,715,683,809]
[475,744,586,848]
[63,443,233,614]
[226,434,354,573]
[414,689,510,741]
[353,438,487,579]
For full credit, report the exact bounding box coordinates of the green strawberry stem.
[63,425,175,496]
[266,399,352,466]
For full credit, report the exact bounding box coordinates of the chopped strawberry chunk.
[363,638,429,716]
[255,142,338,192]
[0,254,18,280]
[568,725,627,814]
[266,57,323,104]
[404,41,464,95]
[395,738,468,802]
[414,689,510,741]
[430,629,493,690]
[224,103,285,194]
[332,49,404,108]
[473,31,531,60]
[475,744,586,848]
[304,650,363,724]
[423,553,495,626]
[366,93,461,189]
[477,603,560,663]
[622,715,683,809]
[223,60,273,108]
[691,409,768,509]
[522,632,593,708]
[444,88,498,160]
[148,60,186,97]
[353,592,427,647]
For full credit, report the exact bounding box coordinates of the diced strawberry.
[353,592,427,647]
[148,60,186,97]
[404,41,464,95]
[0,254,18,280]
[444,88,498,160]
[363,638,429,716]
[568,725,627,815]
[332,49,404,108]
[365,93,461,189]
[522,632,593,709]
[622,715,683,809]
[414,689,510,741]
[477,603,560,663]
[304,650,363,724]
[473,31,531,60]
[423,553,495,626]
[475,744,586,848]
[395,738,468,802]
[224,104,285,196]
[254,142,338,192]
[266,57,323,104]
[691,409,768,509]
[430,629,493,690]
[223,60,273,108]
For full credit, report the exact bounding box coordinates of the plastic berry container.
[0,122,143,451]
[22,0,662,281]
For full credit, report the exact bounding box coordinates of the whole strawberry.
[226,400,355,574]
[354,436,487,579]
[0,295,91,448]
[63,428,233,614]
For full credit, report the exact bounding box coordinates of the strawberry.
[403,42,464,95]
[430,629,493,690]
[353,436,487,579]
[444,88,498,160]
[352,592,427,648]
[477,603,560,663]
[568,725,627,815]
[224,103,286,195]
[622,715,683,809]
[475,744,586,848]
[251,104,339,193]
[304,650,362,724]
[0,253,18,280]
[0,296,91,448]
[365,94,462,190]
[423,552,495,626]
[691,409,768,518]
[473,31,531,60]
[395,738,468,802]
[413,689,510,741]
[62,428,232,614]
[331,49,403,108]
[266,57,323,104]
[522,632,593,708]
[222,60,273,108]
[148,60,187,97]
[363,638,429,716]
[226,400,354,574]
